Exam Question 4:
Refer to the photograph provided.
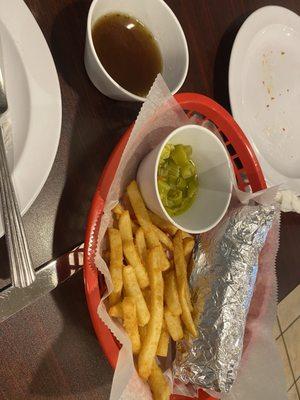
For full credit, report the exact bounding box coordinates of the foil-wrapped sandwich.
[174,203,279,396]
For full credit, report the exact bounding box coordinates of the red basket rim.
[83,92,266,400]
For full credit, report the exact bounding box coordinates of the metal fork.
[0,61,35,287]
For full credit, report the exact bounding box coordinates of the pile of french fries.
[106,180,196,400]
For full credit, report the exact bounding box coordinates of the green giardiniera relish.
[157,144,198,216]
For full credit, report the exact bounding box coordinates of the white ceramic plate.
[229,6,300,193]
[0,0,61,236]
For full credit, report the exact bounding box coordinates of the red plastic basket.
[83,93,266,399]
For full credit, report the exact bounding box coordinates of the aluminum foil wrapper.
[173,203,279,395]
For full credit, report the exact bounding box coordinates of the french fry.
[126,182,155,243]
[112,203,125,218]
[156,319,169,357]
[118,210,134,242]
[173,231,197,336]
[152,225,173,251]
[109,302,123,318]
[169,259,175,270]
[131,219,139,234]
[122,297,141,354]
[179,290,195,335]
[164,309,184,341]
[148,361,171,400]
[108,228,123,305]
[183,236,195,264]
[185,283,193,312]
[123,242,149,289]
[113,199,139,228]
[142,288,151,308]
[138,247,164,380]
[135,227,147,264]
[139,325,148,343]
[119,211,149,289]
[174,231,193,312]
[127,181,170,271]
[123,266,150,326]
[109,291,121,307]
[145,231,170,272]
[148,209,178,236]
[181,230,193,239]
[164,270,182,316]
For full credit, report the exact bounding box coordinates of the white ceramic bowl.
[84,0,189,101]
[137,125,233,233]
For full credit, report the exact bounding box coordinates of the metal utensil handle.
[0,125,35,287]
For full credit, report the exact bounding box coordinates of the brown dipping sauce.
[92,13,163,97]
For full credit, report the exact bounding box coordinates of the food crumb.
[271,97,275,100]
[266,104,270,108]
[281,51,285,55]
[282,128,286,132]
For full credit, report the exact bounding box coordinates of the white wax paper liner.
[223,213,287,400]
[93,74,283,399]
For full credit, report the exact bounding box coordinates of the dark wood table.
[1,0,300,398]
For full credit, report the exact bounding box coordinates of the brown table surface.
[1,0,300,398]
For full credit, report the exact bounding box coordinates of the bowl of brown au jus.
[84,0,189,101]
